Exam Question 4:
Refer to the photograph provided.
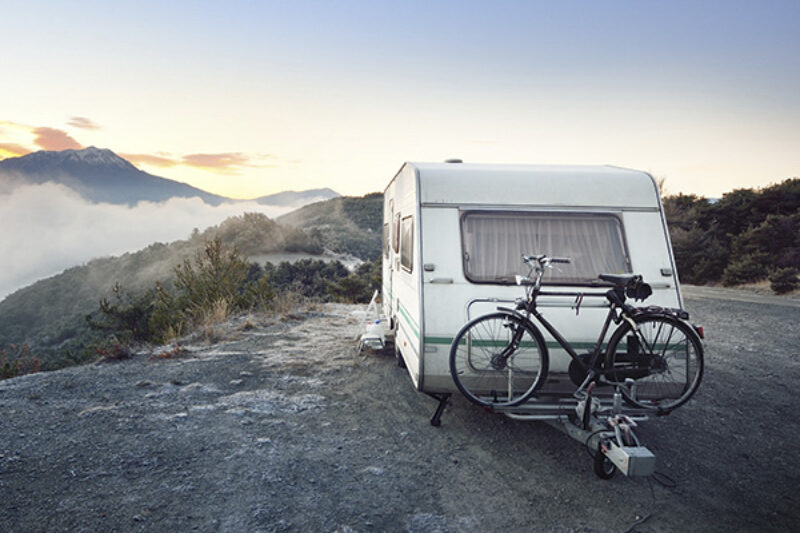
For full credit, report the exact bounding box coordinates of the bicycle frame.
[502,288,620,388]
[503,257,643,392]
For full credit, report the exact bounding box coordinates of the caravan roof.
[402,163,660,210]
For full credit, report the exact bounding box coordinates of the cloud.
[182,152,252,172]
[68,116,101,130]
[121,153,180,168]
[122,150,280,173]
[33,127,82,150]
[0,142,31,159]
[0,183,295,300]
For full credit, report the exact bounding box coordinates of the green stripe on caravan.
[424,337,682,353]
[397,301,419,339]
[424,337,603,351]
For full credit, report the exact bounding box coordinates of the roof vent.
[444,158,463,164]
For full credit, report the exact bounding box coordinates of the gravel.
[1,292,798,532]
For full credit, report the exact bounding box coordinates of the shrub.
[670,226,729,284]
[327,259,381,303]
[721,253,770,286]
[0,344,41,379]
[87,283,154,343]
[769,267,799,294]
[91,239,275,345]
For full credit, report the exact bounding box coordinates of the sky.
[2,0,799,200]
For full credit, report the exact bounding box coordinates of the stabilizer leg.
[424,392,451,427]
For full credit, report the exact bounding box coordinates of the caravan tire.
[449,312,548,408]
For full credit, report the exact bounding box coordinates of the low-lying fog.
[0,182,293,300]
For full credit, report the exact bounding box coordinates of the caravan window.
[383,223,390,258]
[393,213,401,254]
[400,215,413,272]
[461,211,630,284]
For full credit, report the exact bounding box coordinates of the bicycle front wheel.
[605,315,703,412]
[449,312,548,408]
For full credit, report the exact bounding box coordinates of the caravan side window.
[461,211,630,285]
[383,223,390,258]
[393,213,401,254]
[400,215,413,272]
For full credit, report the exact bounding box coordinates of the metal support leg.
[424,392,451,427]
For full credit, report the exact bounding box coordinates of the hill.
[254,188,340,207]
[278,192,383,260]
[0,213,324,369]
[0,147,229,205]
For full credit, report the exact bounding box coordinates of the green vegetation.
[769,267,800,294]
[85,246,380,354]
[0,196,381,378]
[663,178,800,291]
[278,193,383,260]
[87,238,276,346]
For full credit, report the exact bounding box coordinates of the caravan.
[382,162,681,397]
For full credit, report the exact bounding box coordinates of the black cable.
[651,470,676,488]
[583,428,609,459]
[621,470,677,532]
[622,476,656,533]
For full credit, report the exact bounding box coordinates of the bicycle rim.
[606,316,703,411]
[449,312,547,407]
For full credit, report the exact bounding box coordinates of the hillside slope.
[0,213,322,367]
[277,192,383,260]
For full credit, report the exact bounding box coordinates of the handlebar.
[522,254,572,266]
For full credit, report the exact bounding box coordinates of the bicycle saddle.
[598,273,637,287]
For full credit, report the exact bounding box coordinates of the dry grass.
[270,292,319,318]
[195,298,233,344]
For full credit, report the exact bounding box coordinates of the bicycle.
[449,254,704,413]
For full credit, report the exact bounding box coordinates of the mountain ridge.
[0,147,228,206]
[0,147,340,206]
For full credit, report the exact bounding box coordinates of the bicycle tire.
[605,314,703,412]
[449,312,549,407]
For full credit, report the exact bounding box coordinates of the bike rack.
[449,376,658,479]
[455,292,661,479]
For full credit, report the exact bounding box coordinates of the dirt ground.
[1,290,798,532]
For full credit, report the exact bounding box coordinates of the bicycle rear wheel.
[449,312,548,407]
[605,315,703,412]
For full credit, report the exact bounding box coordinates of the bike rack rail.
[443,375,659,479]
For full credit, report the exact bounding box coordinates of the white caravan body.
[382,162,681,394]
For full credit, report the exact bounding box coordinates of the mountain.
[254,188,340,207]
[0,147,343,208]
[0,147,229,205]
[278,192,383,260]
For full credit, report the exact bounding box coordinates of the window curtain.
[462,212,630,283]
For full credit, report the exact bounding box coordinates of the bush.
[0,344,41,379]
[327,259,381,303]
[263,259,350,300]
[87,283,155,343]
[670,226,729,284]
[769,267,799,294]
[721,253,770,286]
[90,239,276,345]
